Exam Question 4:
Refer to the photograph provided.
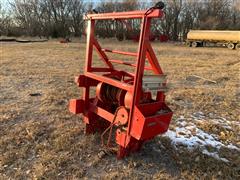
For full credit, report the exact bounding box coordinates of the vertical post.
[127,16,151,137]
[85,19,95,72]
[83,19,95,124]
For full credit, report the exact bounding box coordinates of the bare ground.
[0,40,239,179]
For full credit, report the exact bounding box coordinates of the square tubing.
[82,19,95,125]
[127,16,151,138]
[85,20,95,72]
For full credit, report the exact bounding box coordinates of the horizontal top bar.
[84,9,163,20]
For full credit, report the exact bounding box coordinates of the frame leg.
[117,137,144,159]
[117,145,129,159]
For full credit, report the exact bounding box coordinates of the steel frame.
[69,8,173,158]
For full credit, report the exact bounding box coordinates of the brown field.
[0,40,239,179]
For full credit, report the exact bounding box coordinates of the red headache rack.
[69,2,173,159]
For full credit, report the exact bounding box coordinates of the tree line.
[0,0,239,41]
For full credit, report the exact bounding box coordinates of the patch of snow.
[177,121,188,127]
[202,149,229,163]
[191,112,234,130]
[191,111,205,120]
[162,114,240,162]
[227,144,240,151]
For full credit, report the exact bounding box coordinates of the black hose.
[145,1,165,16]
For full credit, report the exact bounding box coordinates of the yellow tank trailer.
[186,30,240,50]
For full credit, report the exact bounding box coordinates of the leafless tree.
[1,0,239,40]
[230,0,240,30]
[0,2,10,35]
[9,0,86,38]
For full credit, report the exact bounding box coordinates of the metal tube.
[109,59,153,70]
[84,9,163,20]
[102,48,138,57]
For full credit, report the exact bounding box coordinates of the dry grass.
[0,39,239,179]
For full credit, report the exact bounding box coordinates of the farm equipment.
[187,30,240,50]
[69,2,173,158]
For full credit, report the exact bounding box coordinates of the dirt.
[0,40,239,179]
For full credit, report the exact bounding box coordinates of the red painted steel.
[84,9,163,20]
[102,49,138,57]
[69,5,173,159]
[109,59,153,70]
